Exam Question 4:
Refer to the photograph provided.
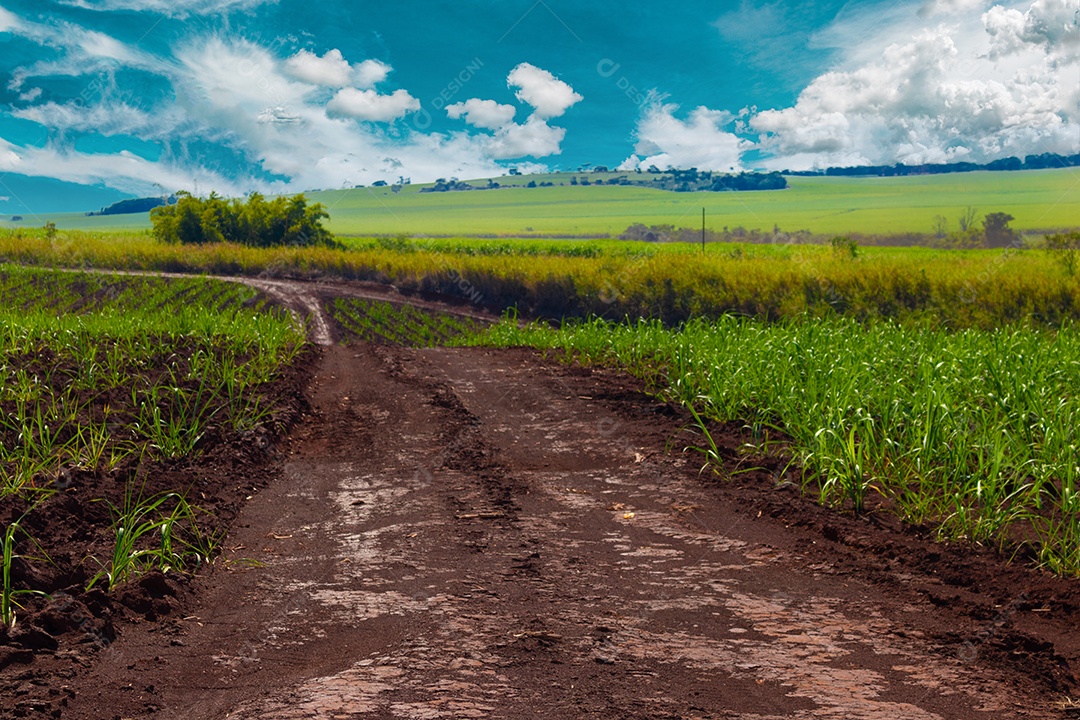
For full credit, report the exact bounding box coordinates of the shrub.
[830,235,859,259]
[150,191,335,248]
[983,212,1019,248]
[1045,231,1080,276]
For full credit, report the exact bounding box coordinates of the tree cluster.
[87,196,167,217]
[421,178,482,193]
[931,208,1020,249]
[629,168,787,192]
[150,192,335,247]
[806,152,1080,178]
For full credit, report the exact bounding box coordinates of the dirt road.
[55,304,1076,719]
[0,273,1073,718]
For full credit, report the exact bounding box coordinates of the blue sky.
[0,0,1077,212]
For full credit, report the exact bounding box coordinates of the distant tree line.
[659,169,787,192]
[418,177,556,193]
[421,178,484,193]
[150,191,335,247]
[783,152,1080,178]
[87,196,168,216]
[418,169,787,194]
[620,208,1037,250]
[569,168,786,192]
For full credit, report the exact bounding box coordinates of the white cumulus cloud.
[626,104,749,172]
[984,0,1078,64]
[327,88,420,122]
[747,1,1080,170]
[446,99,517,131]
[444,64,581,159]
[507,63,582,119]
[282,50,393,90]
[283,49,352,87]
[355,59,391,89]
[486,116,567,160]
[1,19,580,197]
[13,32,514,192]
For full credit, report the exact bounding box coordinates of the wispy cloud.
[713,0,836,82]
[1,4,588,199]
[0,134,244,196]
[13,100,173,137]
[2,9,167,90]
[56,0,278,18]
[0,6,21,32]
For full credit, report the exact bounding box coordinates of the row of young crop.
[0,268,303,496]
[3,229,1079,329]
[464,315,1080,576]
[0,266,306,620]
[328,297,483,347]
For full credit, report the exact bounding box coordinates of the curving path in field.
[69,266,496,347]
[58,275,1075,719]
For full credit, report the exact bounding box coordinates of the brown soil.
[4,277,1080,719]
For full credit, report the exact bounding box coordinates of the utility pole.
[702,207,706,253]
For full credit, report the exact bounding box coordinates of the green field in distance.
[4,167,1077,238]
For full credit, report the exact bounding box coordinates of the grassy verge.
[463,315,1080,576]
[3,229,1079,329]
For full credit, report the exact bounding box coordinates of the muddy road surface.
[7,274,1079,718]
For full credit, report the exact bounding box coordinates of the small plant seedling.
[2,512,51,627]
[87,483,219,592]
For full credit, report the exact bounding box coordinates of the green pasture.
[313,168,1080,237]
[3,168,1076,238]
